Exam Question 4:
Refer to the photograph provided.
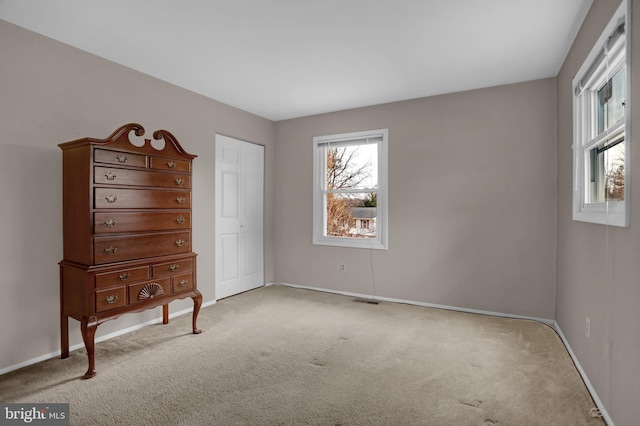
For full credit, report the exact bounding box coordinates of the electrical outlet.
[585,317,590,338]
[340,262,347,273]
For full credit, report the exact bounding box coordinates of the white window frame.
[312,129,388,250]
[572,0,631,227]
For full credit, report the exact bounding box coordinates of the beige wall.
[0,20,276,372]
[556,0,640,424]
[274,78,558,320]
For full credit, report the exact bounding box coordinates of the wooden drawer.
[95,188,190,209]
[172,272,194,293]
[128,278,171,304]
[94,231,191,264]
[152,258,194,277]
[95,286,127,312]
[95,266,149,288]
[94,166,191,189]
[150,157,190,173]
[94,149,146,168]
[94,212,191,234]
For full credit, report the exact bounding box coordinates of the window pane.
[325,144,377,191]
[589,135,625,202]
[597,66,626,134]
[325,192,377,238]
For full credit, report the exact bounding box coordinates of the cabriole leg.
[80,316,98,379]
[192,290,203,334]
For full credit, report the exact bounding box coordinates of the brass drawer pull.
[175,239,185,247]
[104,246,118,255]
[178,279,188,287]
[115,154,128,163]
[176,196,186,204]
[118,272,131,281]
[169,264,180,272]
[175,178,185,186]
[167,161,176,169]
[105,194,117,204]
[176,215,185,224]
[105,171,117,181]
[105,295,118,304]
[104,219,117,228]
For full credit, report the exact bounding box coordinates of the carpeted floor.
[1,284,604,425]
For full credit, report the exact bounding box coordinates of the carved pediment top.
[58,123,197,160]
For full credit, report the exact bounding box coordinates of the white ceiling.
[0,0,592,121]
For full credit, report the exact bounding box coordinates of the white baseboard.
[553,321,613,425]
[0,299,216,376]
[272,281,554,325]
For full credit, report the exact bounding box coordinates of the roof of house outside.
[350,207,376,219]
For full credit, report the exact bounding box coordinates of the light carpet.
[0,284,604,425]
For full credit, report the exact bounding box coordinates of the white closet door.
[215,135,264,300]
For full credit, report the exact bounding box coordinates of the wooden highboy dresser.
[59,123,202,379]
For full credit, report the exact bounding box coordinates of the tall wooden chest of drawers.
[59,123,202,379]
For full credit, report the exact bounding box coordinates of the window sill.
[313,236,388,250]
[572,201,628,227]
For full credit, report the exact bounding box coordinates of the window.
[313,129,388,249]
[572,0,630,226]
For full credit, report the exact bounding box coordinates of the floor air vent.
[353,298,379,305]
